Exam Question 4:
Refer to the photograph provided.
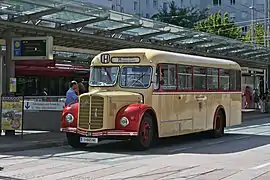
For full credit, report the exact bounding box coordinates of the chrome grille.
[78,95,90,129]
[90,96,104,129]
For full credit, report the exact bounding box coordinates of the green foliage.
[243,24,265,46]
[152,1,209,28]
[194,11,242,39]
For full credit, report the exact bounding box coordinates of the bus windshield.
[120,66,152,88]
[89,66,119,86]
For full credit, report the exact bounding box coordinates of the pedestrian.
[244,86,252,109]
[77,79,87,95]
[65,80,79,106]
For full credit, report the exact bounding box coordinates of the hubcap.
[141,122,151,145]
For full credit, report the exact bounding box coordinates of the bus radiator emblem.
[94,108,98,117]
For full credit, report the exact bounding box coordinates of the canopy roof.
[0,0,269,68]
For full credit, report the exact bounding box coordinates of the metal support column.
[265,0,268,46]
[2,29,15,136]
[264,69,267,92]
[251,0,255,44]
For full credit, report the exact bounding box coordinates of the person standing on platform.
[65,80,79,106]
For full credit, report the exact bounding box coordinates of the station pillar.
[2,29,16,136]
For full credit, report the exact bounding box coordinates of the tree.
[194,11,242,39]
[152,1,209,28]
[243,24,265,46]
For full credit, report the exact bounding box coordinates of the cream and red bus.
[61,48,242,150]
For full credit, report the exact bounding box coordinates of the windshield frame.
[119,65,153,89]
[88,66,120,87]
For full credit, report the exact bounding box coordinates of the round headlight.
[120,117,129,127]
[65,113,74,124]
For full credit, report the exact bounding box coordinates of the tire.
[212,110,225,138]
[66,132,87,149]
[131,114,157,151]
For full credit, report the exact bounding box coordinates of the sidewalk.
[0,131,67,153]
[242,110,270,121]
[0,111,269,153]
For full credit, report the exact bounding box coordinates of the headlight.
[120,117,129,127]
[65,113,74,124]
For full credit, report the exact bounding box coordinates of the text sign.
[111,57,140,63]
[12,36,53,60]
[24,101,65,111]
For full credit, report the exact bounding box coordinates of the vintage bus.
[61,48,242,150]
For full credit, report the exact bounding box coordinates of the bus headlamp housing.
[65,113,74,124]
[120,117,129,127]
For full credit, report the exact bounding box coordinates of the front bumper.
[60,127,138,137]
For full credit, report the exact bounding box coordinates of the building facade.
[85,0,266,33]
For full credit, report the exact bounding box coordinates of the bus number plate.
[80,137,98,144]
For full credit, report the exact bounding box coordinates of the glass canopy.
[0,0,270,64]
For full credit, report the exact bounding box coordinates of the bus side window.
[193,66,206,90]
[160,64,177,90]
[153,66,159,90]
[220,69,230,90]
[178,65,192,90]
[229,70,237,90]
[236,70,241,91]
[207,68,218,90]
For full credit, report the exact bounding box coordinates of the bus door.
[192,67,207,130]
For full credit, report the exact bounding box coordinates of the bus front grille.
[90,96,104,130]
[78,95,90,130]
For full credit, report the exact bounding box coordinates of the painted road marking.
[250,162,270,170]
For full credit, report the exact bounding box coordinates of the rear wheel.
[131,114,157,151]
[212,110,225,138]
[66,132,87,149]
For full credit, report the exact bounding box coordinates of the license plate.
[80,137,98,144]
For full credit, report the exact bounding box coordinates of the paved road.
[0,118,270,180]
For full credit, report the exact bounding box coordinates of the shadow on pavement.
[1,119,270,158]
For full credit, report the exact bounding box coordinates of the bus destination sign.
[111,57,140,63]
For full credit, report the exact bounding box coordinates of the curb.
[242,114,270,121]
[0,140,68,153]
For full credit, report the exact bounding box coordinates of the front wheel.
[131,114,157,151]
[66,132,87,149]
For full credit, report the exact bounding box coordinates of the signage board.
[12,36,53,60]
[1,96,23,131]
[24,101,65,111]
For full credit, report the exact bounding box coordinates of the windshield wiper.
[130,73,146,86]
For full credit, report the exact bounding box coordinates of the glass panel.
[193,67,206,90]
[89,66,119,86]
[85,20,127,30]
[123,27,158,36]
[120,66,152,89]
[178,65,192,90]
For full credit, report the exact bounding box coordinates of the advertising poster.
[1,96,23,131]
[9,78,17,93]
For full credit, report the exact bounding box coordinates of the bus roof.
[98,48,241,70]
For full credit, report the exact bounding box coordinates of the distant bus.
[61,48,242,150]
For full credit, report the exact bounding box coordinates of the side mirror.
[160,80,165,85]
